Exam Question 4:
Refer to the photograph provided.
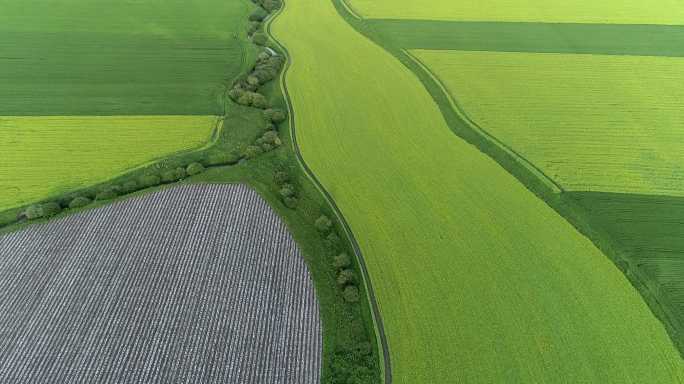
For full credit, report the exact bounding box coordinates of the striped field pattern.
[0,184,321,383]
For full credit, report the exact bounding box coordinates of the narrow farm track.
[272,0,684,382]
[0,184,321,383]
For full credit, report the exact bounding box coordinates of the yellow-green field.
[273,0,684,382]
[347,0,684,24]
[413,50,684,196]
[0,116,215,210]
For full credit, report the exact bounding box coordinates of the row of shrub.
[229,52,285,109]
[21,162,207,221]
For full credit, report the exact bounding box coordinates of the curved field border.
[336,0,561,198]
[335,0,684,357]
[264,7,392,383]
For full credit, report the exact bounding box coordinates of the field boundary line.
[335,0,563,198]
[265,3,392,383]
[403,50,563,193]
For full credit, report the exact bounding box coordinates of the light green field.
[347,0,684,24]
[0,116,215,210]
[273,0,684,382]
[413,50,684,196]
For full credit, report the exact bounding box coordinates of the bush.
[334,253,352,269]
[95,187,118,201]
[252,32,268,46]
[251,93,269,109]
[121,180,139,194]
[243,145,263,159]
[337,269,356,286]
[279,183,295,198]
[315,215,333,233]
[247,21,261,35]
[228,87,245,101]
[342,285,360,303]
[24,204,44,220]
[264,108,287,124]
[235,91,269,108]
[248,8,268,22]
[42,202,62,217]
[186,162,205,176]
[259,130,281,149]
[283,196,298,209]
[23,202,60,220]
[139,174,161,188]
[68,196,92,209]
[161,169,178,183]
[247,75,260,87]
[257,51,271,61]
[274,170,290,185]
[206,151,241,166]
[325,232,341,250]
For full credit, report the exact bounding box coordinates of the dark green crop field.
[368,20,684,57]
[0,0,255,115]
[568,192,684,350]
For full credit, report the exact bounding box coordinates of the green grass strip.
[368,19,684,57]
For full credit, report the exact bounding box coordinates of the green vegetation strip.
[265,7,391,382]
[368,20,684,57]
[273,0,684,382]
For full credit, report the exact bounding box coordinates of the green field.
[0,116,216,210]
[0,0,254,115]
[369,20,684,57]
[348,0,684,24]
[273,0,684,382]
[0,0,254,210]
[567,191,684,350]
[412,50,684,196]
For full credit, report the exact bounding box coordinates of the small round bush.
[121,180,139,194]
[333,253,352,269]
[251,93,269,109]
[42,202,62,217]
[252,32,267,46]
[247,75,260,86]
[95,188,118,201]
[315,215,333,233]
[248,8,268,22]
[243,145,263,159]
[24,204,44,220]
[161,169,178,183]
[248,21,262,36]
[336,269,356,286]
[273,171,289,185]
[283,196,298,209]
[264,108,287,124]
[228,87,245,101]
[68,196,92,209]
[342,286,360,303]
[186,162,205,176]
[139,174,161,188]
[175,167,187,179]
[279,184,295,198]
